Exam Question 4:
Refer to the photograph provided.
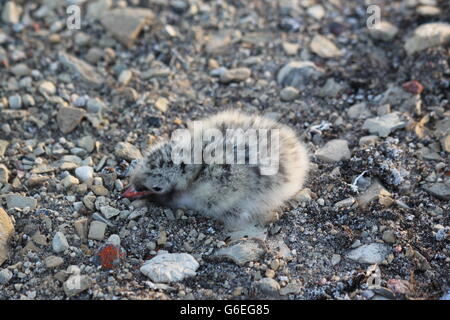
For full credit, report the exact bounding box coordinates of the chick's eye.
[152,186,162,192]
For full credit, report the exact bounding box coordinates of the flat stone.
[310,35,342,58]
[91,185,109,196]
[346,243,390,264]
[154,97,169,112]
[319,78,346,98]
[404,22,450,55]
[417,5,441,16]
[357,181,391,208]
[362,112,406,137]
[369,21,399,41]
[382,230,396,244]
[220,68,251,83]
[280,86,299,101]
[100,206,120,219]
[57,106,86,134]
[63,275,92,297]
[58,51,104,87]
[423,183,450,201]
[140,251,199,283]
[2,1,20,24]
[280,283,302,296]
[255,278,280,296]
[86,0,112,20]
[205,32,232,54]
[45,255,64,268]
[315,139,351,163]
[5,194,37,209]
[0,208,14,266]
[74,218,88,240]
[214,239,265,266]
[0,164,9,184]
[114,142,142,161]
[282,42,299,56]
[100,8,155,47]
[88,221,107,240]
[277,61,324,88]
[61,175,79,188]
[52,232,69,253]
[0,140,9,156]
[347,102,372,119]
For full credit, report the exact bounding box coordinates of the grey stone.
[140,251,199,283]
[0,164,9,184]
[362,112,406,137]
[346,243,390,264]
[0,208,14,266]
[315,139,351,163]
[57,106,86,134]
[5,194,37,209]
[2,1,21,24]
[63,275,92,297]
[88,221,107,240]
[369,22,399,41]
[220,68,251,83]
[58,51,104,87]
[423,183,450,201]
[0,268,13,284]
[405,22,450,55]
[100,206,120,219]
[38,81,56,96]
[214,239,265,266]
[75,166,94,184]
[52,232,69,253]
[277,61,324,88]
[114,142,142,161]
[347,103,372,119]
[100,8,155,47]
[280,86,299,101]
[45,255,64,268]
[255,278,280,296]
[310,35,342,58]
[8,94,22,109]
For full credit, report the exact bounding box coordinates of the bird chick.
[123,110,310,230]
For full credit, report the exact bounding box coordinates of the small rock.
[404,22,450,55]
[100,206,120,219]
[45,256,64,268]
[357,181,391,208]
[52,232,69,253]
[39,81,56,96]
[100,8,155,47]
[423,183,450,201]
[280,283,302,296]
[310,35,342,58]
[74,218,88,240]
[347,102,372,119]
[59,51,104,87]
[8,95,22,109]
[0,268,13,284]
[75,166,94,184]
[61,175,79,188]
[255,278,280,296]
[220,68,251,83]
[114,142,142,161]
[0,208,14,266]
[5,194,37,209]
[2,1,21,24]
[346,243,390,264]
[154,97,169,112]
[86,0,112,20]
[91,185,109,196]
[315,139,351,163]
[63,275,92,297]
[88,221,107,240]
[362,112,406,137]
[282,42,299,56]
[140,251,199,283]
[57,106,86,134]
[118,69,133,85]
[280,86,299,101]
[306,4,325,20]
[382,230,396,244]
[277,61,324,88]
[319,78,346,98]
[369,22,399,41]
[331,254,341,266]
[214,239,265,266]
[417,6,441,16]
[0,164,9,184]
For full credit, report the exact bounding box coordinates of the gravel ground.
[0,0,449,300]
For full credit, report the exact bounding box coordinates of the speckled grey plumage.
[129,110,310,229]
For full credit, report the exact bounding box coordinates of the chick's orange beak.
[121,186,154,199]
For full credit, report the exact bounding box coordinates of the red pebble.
[402,80,424,94]
[95,244,126,270]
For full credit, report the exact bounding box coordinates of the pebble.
[2,1,20,24]
[306,5,325,20]
[114,142,142,161]
[423,183,450,201]
[0,208,15,266]
[280,86,299,101]
[154,97,169,112]
[0,164,9,184]
[362,112,406,137]
[220,68,251,83]
[8,94,22,109]
[0,268,13,284]
[346,243,390,264]
[87,0,112,20]
[382,230,396,244]
[57,106,86,134]
[277,61,324,88]
[310,35,342,58]
[91,185,109,196]
[38,81,56,96]
[255,278,280,296]
[5,194,37,209]
[331,254,341,266]
[75,166,94,184]
[369,22,399,41]
[74,218,88,240]
[315,139,351,163]
[100,206,120,219]
[140,251,199,283]
[118,69,133,85]
[45,256,64,268]
[61,175,79,188]
[214,239,265,266]
[58,51,104,87]
[52,232,69,253]
[357,181,391,208]
[282,42,299,56]
[347,102,372,119]
[63,274,92,297]
[100,8,155,47]
[88,221,107,240]
[404,22,450,55]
